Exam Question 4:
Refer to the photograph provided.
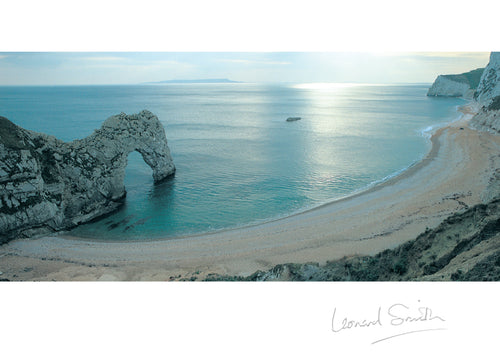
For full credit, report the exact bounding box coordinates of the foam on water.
[419,103,467,139]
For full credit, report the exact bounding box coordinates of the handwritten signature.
[331,302,446,344]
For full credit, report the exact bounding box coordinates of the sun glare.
[292,83,363,90]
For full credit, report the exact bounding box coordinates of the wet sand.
[1,107,500,281]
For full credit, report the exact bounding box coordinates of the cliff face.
[426,52,500,134]
[470,96,500,133]
[427,67,484,98]
[471,52,500,134]
[427,75,473,97]
[475,52,500,104]
[0,110,175,243]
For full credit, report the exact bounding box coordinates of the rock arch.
[0,110,175,242]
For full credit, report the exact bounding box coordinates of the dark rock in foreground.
[0,110,175,243]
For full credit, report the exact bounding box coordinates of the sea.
[0,83,465,240]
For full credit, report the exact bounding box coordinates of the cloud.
[79,56,129,62]
[0,52,492,85]
[369,51,489,59]
[69,56,195,73]
[416,52,489,59]
[148,60,190,67]
[218,59,291,65]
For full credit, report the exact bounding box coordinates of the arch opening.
[124,151,155,198]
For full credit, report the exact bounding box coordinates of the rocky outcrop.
[0,110,175,243]
[427,68,484,98]
[470,95,500,134]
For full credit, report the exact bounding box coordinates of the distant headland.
[427,68,484,98]
[145,78,243,84]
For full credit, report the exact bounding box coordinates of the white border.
[1,0,499,51]
[1,1,499,357]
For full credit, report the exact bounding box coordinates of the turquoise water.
[0,83,465,239]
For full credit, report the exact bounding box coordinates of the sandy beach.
[1,106,499,281]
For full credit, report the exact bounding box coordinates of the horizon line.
[0,81,433,87]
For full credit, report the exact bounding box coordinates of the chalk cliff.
[427,68,484,98]
[475,52,500,104]
[471,52,500,134]
[426,52,500,134]
[427,75,473,97]
[470,96,500,134]
[0,110,175,243]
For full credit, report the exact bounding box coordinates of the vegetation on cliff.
[487,95,500,111]
[441,68,484,89]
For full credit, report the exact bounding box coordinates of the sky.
[0,52,491,86]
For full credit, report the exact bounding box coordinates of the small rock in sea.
[108,222,120,230]
[286,117,301,122]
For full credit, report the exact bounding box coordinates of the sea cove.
[0,83,465,240]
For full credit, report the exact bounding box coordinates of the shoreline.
[60,109,445,245]
[48,128,441,246]
[1,104,500,281]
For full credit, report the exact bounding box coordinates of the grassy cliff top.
[443,68,484,89]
